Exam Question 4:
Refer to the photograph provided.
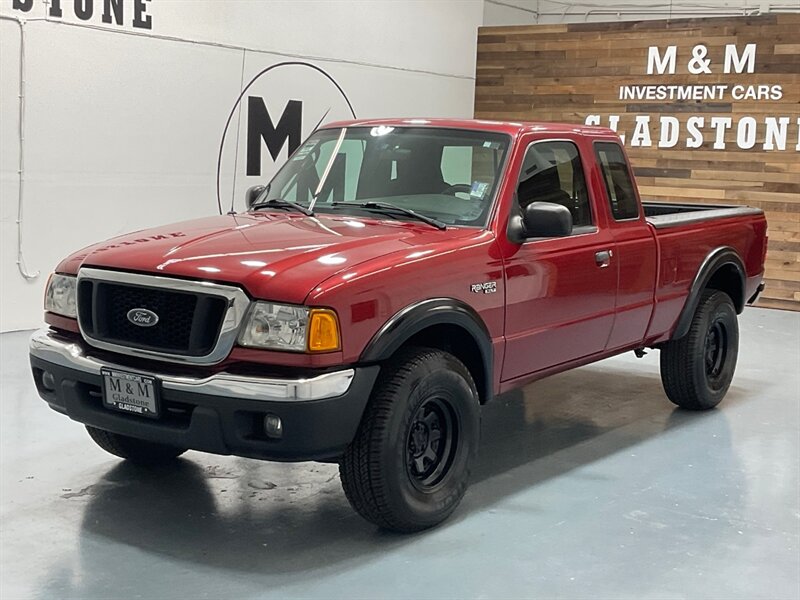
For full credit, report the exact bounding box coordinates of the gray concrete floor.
[1,308,798,600]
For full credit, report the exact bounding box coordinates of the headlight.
[44,274,77,318]
[239,302,308,351]
[238,302,340,352]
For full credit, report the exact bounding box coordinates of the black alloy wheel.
[660,289,739,410]
[406,396,459,491]
[340,347,480,532]
[704,318,729,385]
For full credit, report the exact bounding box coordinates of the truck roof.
[322,117,616,137]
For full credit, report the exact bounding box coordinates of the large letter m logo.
[246,97,302,176]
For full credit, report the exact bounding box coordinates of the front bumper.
[29,328,379,461]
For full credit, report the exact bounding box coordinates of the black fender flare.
[672,246,746,340]
[360,298,494,402]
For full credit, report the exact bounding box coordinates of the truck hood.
[58,212,478,304]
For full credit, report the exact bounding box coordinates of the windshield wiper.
[331,201,446,230]
[252,198,314,216]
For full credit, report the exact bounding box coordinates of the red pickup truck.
[30,118,767,532]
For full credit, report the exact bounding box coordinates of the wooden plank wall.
[475,14,800,310]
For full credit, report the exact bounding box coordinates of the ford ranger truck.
[30,119,768,532]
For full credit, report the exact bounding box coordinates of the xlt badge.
[470,281,497,294]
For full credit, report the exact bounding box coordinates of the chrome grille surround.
[76,267,250,365]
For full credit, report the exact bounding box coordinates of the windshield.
[259,126,510,227]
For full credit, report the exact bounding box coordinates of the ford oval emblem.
[127,308,159,327]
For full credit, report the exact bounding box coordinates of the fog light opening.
[264,414,283,439]
[41,371,56,392]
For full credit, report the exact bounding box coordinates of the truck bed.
[643,202,763,229]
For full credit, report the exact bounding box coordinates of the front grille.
[78,279,228,356]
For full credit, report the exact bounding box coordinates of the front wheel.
[339,347,480,532]
[660,290,739,410]
[86,426,187,465]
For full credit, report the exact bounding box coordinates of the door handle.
[595,249,613,268]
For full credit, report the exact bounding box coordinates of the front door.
[501,139,618,382]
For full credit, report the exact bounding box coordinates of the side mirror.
[245,185,266,210]
[508,201,573,243]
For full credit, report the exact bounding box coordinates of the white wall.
[483,0,800,25]
[0,0,484,332]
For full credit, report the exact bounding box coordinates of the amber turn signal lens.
[307,309,341,352]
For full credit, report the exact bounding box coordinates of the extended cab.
[30,119,767,532]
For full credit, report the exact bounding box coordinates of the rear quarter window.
[595,142,640,221]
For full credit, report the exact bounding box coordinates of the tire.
[85,426,187,465]
[660,289,739,410]
[339,347,480,532]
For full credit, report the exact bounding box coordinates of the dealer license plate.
[101,368,160,419]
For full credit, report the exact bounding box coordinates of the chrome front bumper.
[29,328,355,402]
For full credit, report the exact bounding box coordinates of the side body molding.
[671,246,746,340]
[360,298,494,402]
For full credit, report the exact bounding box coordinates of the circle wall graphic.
[216,61,357,214]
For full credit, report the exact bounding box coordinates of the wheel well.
[397,324,489,404]
[706,264,744,313]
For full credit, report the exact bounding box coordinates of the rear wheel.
[660,290,739,410]
[339,347,480,532]
[86,426,187,465]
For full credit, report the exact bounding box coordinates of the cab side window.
[595,142,639,220]
[516,141,593,229]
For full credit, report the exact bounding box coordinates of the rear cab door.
[590,136,658,350]
[496,130,618,383]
